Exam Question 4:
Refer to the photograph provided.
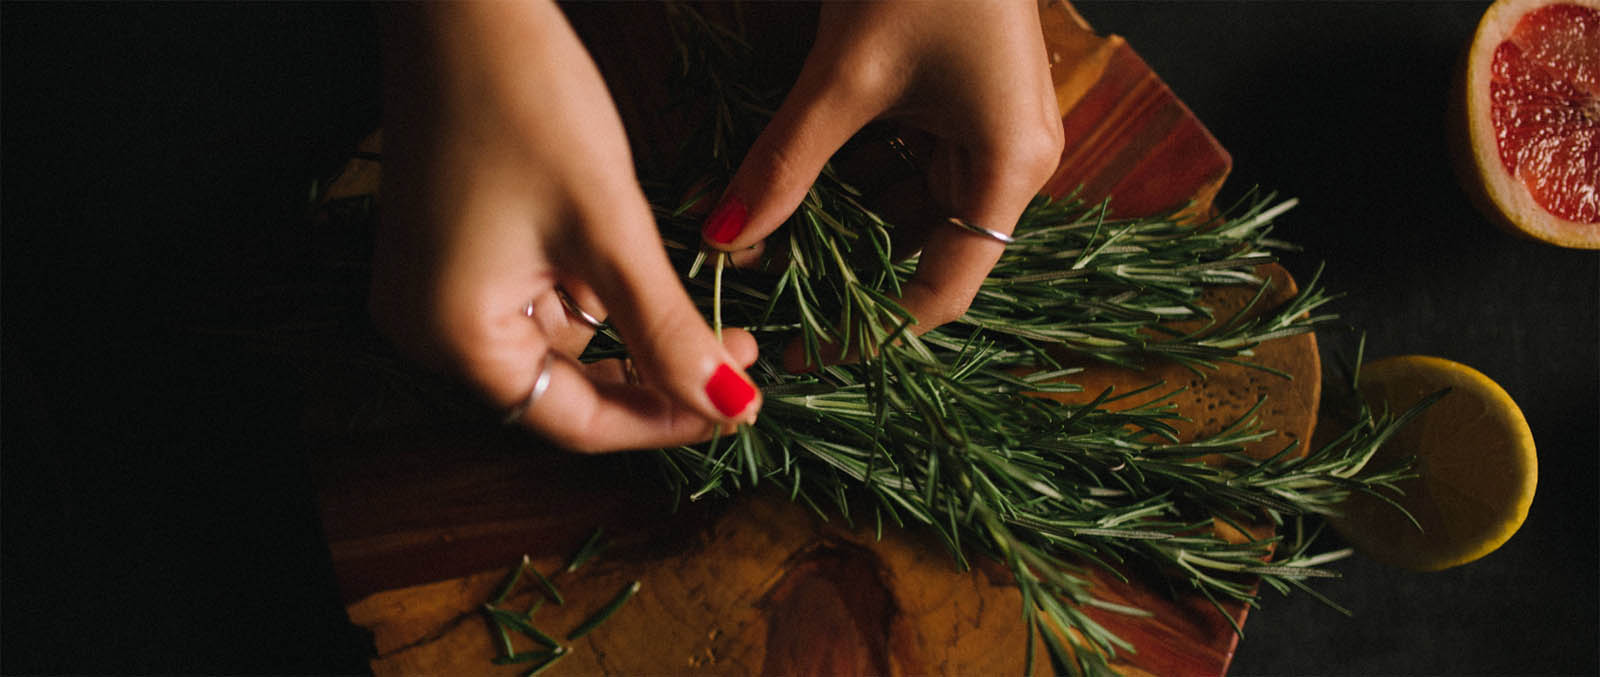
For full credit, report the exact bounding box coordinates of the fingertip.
[704,82,880,251]
[719,327,759,368]
[705,362,760,420]
[700,194,749,246]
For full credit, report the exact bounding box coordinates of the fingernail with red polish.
[705,364,756,417]
[702,196,748,244]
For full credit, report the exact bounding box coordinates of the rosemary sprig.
[586,5,1427,674]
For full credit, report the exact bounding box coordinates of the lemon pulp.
[1330,355,1537,572]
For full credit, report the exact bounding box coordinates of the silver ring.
[556,288,607,330]
[502,352,555,425]
[945,217,1016,245]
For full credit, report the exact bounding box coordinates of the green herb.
[480,546,638,670]
[521,648,567,677]
[485,606,560,650]
[492,554,531,606]
[566,580,642,641]
[491,616,517,658]
[576,5,1428,674]
[564,527,607,574]
[529,567,564,608]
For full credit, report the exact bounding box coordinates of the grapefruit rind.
[1330,355,1537,572]
[1456,0,1600,249]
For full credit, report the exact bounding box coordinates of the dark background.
[3,2,1595,675]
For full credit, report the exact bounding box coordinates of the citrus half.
[1453,0,1600,248]
[1329,355,1537,572]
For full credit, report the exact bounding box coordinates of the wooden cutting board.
[310,3,1319,674]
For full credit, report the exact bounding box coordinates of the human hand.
[371,1,760,452]
[700,1,1064,367]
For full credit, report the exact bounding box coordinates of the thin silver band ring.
[946,217,1016,245]
[556,288,607,330]
[522,289,607,331]
[502,352,555,425]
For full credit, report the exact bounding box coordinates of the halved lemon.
[1453,0,1600,248]
[1329,356,1537,572]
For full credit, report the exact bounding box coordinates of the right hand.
[371,1,760,453]
[699,1,1064,371]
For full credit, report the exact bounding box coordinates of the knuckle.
[803,35,895,106]
[825,60,893,107]
[907,279,975,329]
[1001,122,1066,182]
[406,287,522,396]
[937,293,975,327]
[628,307,709,369]
[743,136,807,192]
[534,391,607,453]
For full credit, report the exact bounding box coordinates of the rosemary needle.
[522,648,567,677]
[490,616,517,659]
[564,527,606,574]
[566,580,641,641]
[529,567,564,607]
[491,554,530,606]
[486,606,561,649]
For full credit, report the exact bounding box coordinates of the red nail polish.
[702,196,748,244]
[705,364,756,417]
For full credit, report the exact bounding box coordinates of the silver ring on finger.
[502,352,556,425]
[945,217,1016,245]
[555,287,607,331]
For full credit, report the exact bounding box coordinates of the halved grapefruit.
[1454,0,1600,249]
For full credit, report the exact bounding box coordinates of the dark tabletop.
[4,2,1595,674]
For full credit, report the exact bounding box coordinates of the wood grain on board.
[313,2,1318,674]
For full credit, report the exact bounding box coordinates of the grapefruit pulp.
[1455,0,1600,248]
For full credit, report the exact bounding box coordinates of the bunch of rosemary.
[580,5,1425,674]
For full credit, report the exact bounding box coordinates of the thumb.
[701,63,884,250]
[581,202,763,426]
